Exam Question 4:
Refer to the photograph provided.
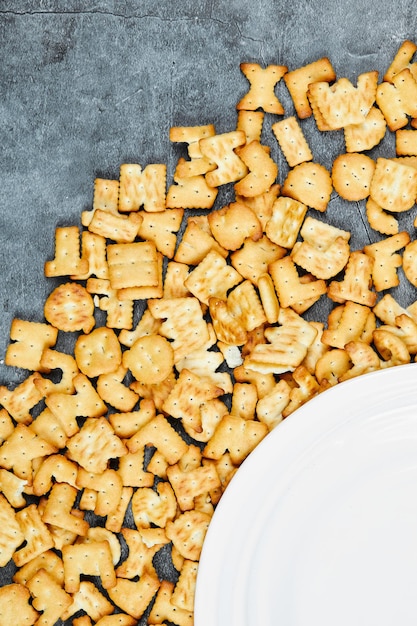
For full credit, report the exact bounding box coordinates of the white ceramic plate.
[194,364,417,626]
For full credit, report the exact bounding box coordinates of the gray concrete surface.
[1,0,417,614]
[1,1,417,379]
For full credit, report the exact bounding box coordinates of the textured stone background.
[2,0,417,381]
[1,0,417,618]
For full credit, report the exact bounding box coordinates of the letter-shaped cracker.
[272,116,313,167]
[364,231,410,291]
[0,374,43,425]
[265,196,308,249]
[26,569,72,625]
[14,504,54,567]
[203,414,268,466]
[44,226,89,278]
[0,423,56,481]
[148,579,194,625]
[5,319,58,372]
[166,510,212,562]
[344,106,387,153]
[269,256,327,313]
[291,216,351,280]
[369,157,417,212]
[45,373,107,437]
[0,495,25,567]
[308,71,378,130]
[107,574,161,621]
[66,417,127,474]
[199,130,248,187]
[116,527,168,579]
[328,251,377,306]
[243,307,318,374]
[284,57,336,119]
[281,161,333,212]
[234,140,279,197]
[384,39,417,83]
[118,162,166,213]
[62,541,116,593]
[131,481,177,529]
[237,63,287,114]
[322,301,375,349]
[376,69,417,131]
[148,296,210,362]
[41,482,89,537]
[0,584,39,625]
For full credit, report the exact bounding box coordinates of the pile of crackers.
[2,39,417,626]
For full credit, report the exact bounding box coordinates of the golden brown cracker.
[45,372,107,438]
[184,250,243,305]
[281,161,332,212]
[166,172,218,210]
[332,152,375,201]
[344,106,387,153]
[402,239,417,287]
[0,494,25,567]
[370,157,417,213]
[203,414,268,465]
[88,209,142,243]
[208,201,263,251]
[322,301,374,349]
[265,195,308,249]
[269,256,327,313]
[118,162,166,213]
[96,365,139,412]
[148,296,210,362]
[86,278,134,330]
[243,307,319,374]
[13,504,54,567]
[44,282,95,333]
[234,140,278,197]
[396,129,417,156]
[127,414,188,465]
[72,230,109,281]
[165,509,212,561]
[66,417,127,474]
[74,326,122,378]
[107,241,159,290]
[236,109,264,144]
[138,208,184,259]
[328,251,376,306]
[272,116,313,167]
[0,423,56,481]
[26,568,72,626]
[123,334,174,385]
[308,71,378,130]
[148,579,193,626]
[291,216,351,280]
[41,482,89,537]
[0,583,39,626]
[384,39,417,83]
[44,225,89,278]
[237,62,287,113]
[364,231,410,291]
[230,235,286,285]
[284,57,336,119]
[365,196,399,235]
[5,319,58,372]
[174,214,227,265]
[236,182,280,230]
[199,130,248,187]
[62,541,116,593]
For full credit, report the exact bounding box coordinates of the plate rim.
[194,363,417,626]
